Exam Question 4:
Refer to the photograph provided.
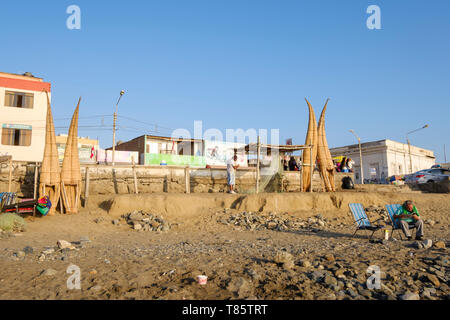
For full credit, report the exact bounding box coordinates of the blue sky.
[1,0,449,161]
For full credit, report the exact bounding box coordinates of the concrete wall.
[0,89,48,162]
[0,162,354,197]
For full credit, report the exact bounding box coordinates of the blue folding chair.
[385,204,417,240]
[348,203,385,239]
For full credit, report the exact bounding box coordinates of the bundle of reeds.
[60,98,82,214]
[38,92,60,215]
[302,98,318,192]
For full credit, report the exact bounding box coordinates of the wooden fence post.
[132,157,139,194]
[185,166,190,194]
[84,167,90,207]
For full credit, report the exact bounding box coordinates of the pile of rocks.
[123,210,171,232]
[218,211,328,232]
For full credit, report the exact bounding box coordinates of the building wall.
[0,74,51,162]
[330,139,435,184]
[55,135,99,163]
[112,136,146,164]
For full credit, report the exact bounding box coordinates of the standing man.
[227,155,239,194]
[393,200,425,240]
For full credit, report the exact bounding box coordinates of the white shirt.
[227,158,237,175]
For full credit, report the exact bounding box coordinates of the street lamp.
[349,129,364,184]
[406,124,429,174]
[112,90,125,166]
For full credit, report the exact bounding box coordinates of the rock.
[324,275,338,287]
[89,269,98,275]
[57,240,74,250]
[227,277,252,298]
[41,269,57,276]
[434,241,446,249]
[128,211,144,221]
[43,248,55,255]
[324,254,335,262]
[422,239,433,250]
[427,274,440,287]
[359,289,372,299]
[267,222,277,230]
[38,254,46,262]
[133,223,142,230]
[317,220,325,227]
[112,219,119,225]
[347,288,358,298]
[334,268,346,278]
[425,219,435,226]
[16,251,25,258]
[299,260,312,268]
[400,292,420,300]
[23,246,33,254]
[309,270,325,282]
[161,224,170,232]
[274,251,294,269]
[89,285,102,291]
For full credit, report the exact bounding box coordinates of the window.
[4,91,34,109]
[1,126,32,146]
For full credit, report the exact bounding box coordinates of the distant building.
[55,134,99,164]
[110,135,205,166]
[330,139,436,184]
[109,135,249,167]
[0,72,51,162]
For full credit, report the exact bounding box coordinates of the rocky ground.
[0,198,448,300]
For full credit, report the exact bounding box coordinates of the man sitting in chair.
[393,200,425,240]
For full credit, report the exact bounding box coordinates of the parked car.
[404,170,427,184]
[413,168,450,184]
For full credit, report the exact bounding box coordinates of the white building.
[330,139,436,184]
[0,72,51,162]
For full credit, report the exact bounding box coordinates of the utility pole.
[112,90,125,166]
[406,124,429,173]
[349,130,364,184]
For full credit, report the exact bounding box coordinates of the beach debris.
[123,210,171,232]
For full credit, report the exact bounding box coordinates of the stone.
[38,254,46,262]
[41,269,57,276]
[128,211,144,221]
[434,241,446,249]
[57,240,74,250]
[347,288,358,298]
[427,274,440,287]
[317,220,325,227]
[422,239,433,250]
[16,251,25,258]
[161,224,170,232]
[112,219,119,225]
[400,292,420,300]
[23,246,33,254]
[299,260,312,268]
[89,269,98,275]
[324,254,335,262]
[334,268,346,278]
[89,285,102,291]
[309,270,325,282]
[324,275,338,287]
[43,248,55,255]
[359,289,372,299]
[133,223,142,230]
